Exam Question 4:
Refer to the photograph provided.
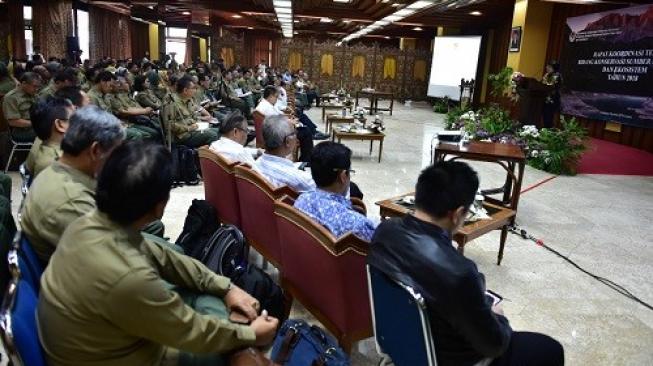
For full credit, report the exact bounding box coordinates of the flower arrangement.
[445,110,588,175]
[519,117,588,175]
[488,67,524,102]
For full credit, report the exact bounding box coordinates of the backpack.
[171,144,200,186]
[201,225,287,321]
[271,319,349,366]
[175,200,221,259]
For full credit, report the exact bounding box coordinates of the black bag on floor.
[171,144,200,186]
[201,225,286,321]
[175,200,221,259]
[231,264,286,321]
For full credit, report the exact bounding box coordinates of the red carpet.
[577,138,653,176]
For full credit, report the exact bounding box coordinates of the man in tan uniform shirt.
[2,72,41,142]
[38,141,278,366]
[25,96,73,177]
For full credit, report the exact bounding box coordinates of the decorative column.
[506,0,553,78]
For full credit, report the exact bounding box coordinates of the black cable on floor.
[508,224,653,312]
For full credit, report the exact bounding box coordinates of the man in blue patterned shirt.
[294,142,377,241]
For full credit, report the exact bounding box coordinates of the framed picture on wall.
[509,26,522,52]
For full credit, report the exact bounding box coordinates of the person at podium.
[542,61,562,129]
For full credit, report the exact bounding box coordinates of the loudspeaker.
[66,36,80,58]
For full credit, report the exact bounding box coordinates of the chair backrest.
[0,279,47,366]
[252,110,265,149]
[198,147,241,227]
[367,265,437,366]
[234,165,297,268]
[19,236,43,289]
[273,198,372,348]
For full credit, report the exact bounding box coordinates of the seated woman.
[134,75,162,111]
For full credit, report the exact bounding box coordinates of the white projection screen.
[428,36,482,100]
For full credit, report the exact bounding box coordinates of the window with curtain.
[352,55,365,78]
[77,10,90,62]
[414,59,427,82]
[24,6,33,56]
[320,53,334,76]
[166,27,187,65]
[383,56,397,80]
[288,51,303,72]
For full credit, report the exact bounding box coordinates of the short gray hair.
[61,105,125,156]
[262,115,294,150]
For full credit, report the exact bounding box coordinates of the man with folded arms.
[368,161,564,366]
[38,141,278,366]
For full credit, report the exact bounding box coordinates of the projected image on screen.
[428,36,482,100]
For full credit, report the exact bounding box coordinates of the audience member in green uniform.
[2,72,42,142]
[110,76,161,142]
[134,75,162,110]
[0,62,17,98]
[88,71,149,141]
[162,75,219,148]
[25,96,72,177]
[38,141,279,366]
[37,68,78,99]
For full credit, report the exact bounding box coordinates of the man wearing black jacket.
[368,161,564,366]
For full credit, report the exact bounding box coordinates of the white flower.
[531,150,539,157]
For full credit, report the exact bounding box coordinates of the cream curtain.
[352,55,366,78]
[320,53,334,76]
[383,56,397,80]
[414,59,427,82]
[221,47,235,68]
[289,51,303,71]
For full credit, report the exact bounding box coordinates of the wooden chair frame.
[274,197,372,352]
[198,147,241,227]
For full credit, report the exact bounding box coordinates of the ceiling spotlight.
[247,27,254,30]
[182,11,190,15]
[342,20,352,23]
[381,0,390,3]
[232,14,242,18]
[294,19,300,23]
[384,36,391,39]
[320,17,333,23]
[469,11,482,16]
[391,3,401,7]
[413,27,423,31]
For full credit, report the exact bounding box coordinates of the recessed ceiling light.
[232,14,242,18]
[342,20,352,23]
[247,27,254,30]
[182,11,190,15]
[407,1,435,10]
[384,36,391,39]
[293,19,300,23]
[381,0,390,3]
[470,11,482,16]
[391,3,401,7]
[320,17,333,23]
[413,27,423,31]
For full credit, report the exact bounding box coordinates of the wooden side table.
[332,128,385,163]
[355,91,394,116]
[433,141,526,214]
[325,115,355,133]
[321,104,353,122]
[376,193,516,265]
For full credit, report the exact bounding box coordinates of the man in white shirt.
[255,86,285,117]
[209,112,260,166]
[254,115,316,193]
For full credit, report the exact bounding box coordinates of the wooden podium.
[516,77,553,128]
